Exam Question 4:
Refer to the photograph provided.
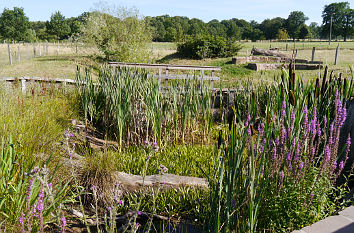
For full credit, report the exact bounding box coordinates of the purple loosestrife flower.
[299,161,303,170]
[19,212,25,233]
[339,161,344,170]
[324,145,331,167]
[279,171,284,191]
[118,200,123,205]
[61,216,67,233]
[245,114,251,127]
[248,126,252,136]
[37,185,45,232]
[340,107,347,128]
[286,152,292,169]
[281,101,286,119]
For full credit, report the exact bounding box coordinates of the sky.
[0,0,352,24]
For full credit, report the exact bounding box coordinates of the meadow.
[0,40,353,232]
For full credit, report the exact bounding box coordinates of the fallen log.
[251,47,291,59]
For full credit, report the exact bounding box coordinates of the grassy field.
[151,41,354,87]
[0,41,353,87]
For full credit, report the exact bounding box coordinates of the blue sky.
[0,0,351,24]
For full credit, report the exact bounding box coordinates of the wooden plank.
[150,74,219,81]
[108,62,221,71]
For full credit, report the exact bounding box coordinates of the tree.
[309,22,321,39]
[276,29,289,40]
[322,2,353,41]
[47,11,71,40]
[0,7,30,41]
[298,24,312,40]
[259,17,285,40]
[286,11,309,40]
[80,5,151,62]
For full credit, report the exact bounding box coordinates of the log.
[251,47,291,59]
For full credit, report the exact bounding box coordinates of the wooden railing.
[108,62,221,88]
[0,77,76,92]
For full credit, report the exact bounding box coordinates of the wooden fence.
[108,62,221,89]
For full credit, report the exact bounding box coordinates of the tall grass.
[75,66,213,146]
[208,66,354,232]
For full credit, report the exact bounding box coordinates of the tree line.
[0,2,352,43]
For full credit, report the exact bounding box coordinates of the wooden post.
[17,45,21,62]
[8,44,12,65]
[311,47,316,62]
[33,45,36,57]
[295,49,298,58]
[46,43,48,55]
[27,44,30,59]
[211,70,215,89]
[38,43,41,56]
[286,43,288,51]
[57,42,59,55]
[158,68,162,86]
[165,69,169,88]
[334,44,339,65]
[21,79,26,93]
[302,43,304,49]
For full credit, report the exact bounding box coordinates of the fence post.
[21,79,26,93]
[8,44,12,65]
[38,43,41,56]
[27,44,30,59]
[165,69,169,88]
[334,44,339,65]
[311,47,316,62]
[158,68,162,86]
[33,45,36,57]
[17,45,21,62]
[286,43,288,51]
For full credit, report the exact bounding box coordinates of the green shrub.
[177,34,242,59]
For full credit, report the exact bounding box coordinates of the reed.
[75,66,213,147]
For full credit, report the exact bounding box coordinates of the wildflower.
[245,114,251,127]
[118,200,123,205]
[137,211,142,215]
[69,133,74,137]
[61,216,67,233]
[136,222,141,228]
[19,212,25,233]
[108,207,111,211]
[144,140,149,145]
[91,185,97,191]
[339,161,344,170]
[69,153,72,158]
[298,161,303,170]
[159,165,168,174]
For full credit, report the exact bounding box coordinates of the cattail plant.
[75,66,213,147]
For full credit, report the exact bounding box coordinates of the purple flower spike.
[118,200,123,205]
[137,211,142,215]
[299,161,303,170]
[339,161,344,170]
[61,216,67,233]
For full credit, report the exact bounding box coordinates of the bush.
[79,5,151,62]
[177,34,242,59]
